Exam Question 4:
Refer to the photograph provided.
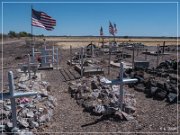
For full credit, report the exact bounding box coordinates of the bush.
[8,31,17,38]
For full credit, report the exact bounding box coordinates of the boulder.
[80,93,90,100]
[114,110,124,120]
[20,108,29,117]
[46,85,51,92]
[93,105,106,114]
[76,99,84,106]
[18,83,26,89]
[164,82,171,91]
[134,83,145,92]
[91,81,98,89]
[90,90,100,99]
[0,125,6,132]
[167,93,177,103]
[154,88,168,100]
[82,100,100,112]
[38,115,49,123]
[48,96,57,107]
[102,97,111,106]
[170,77,177,84]
[18,117,29,128]
[45,101,54,109]
[124,106,136,114]
[0,110,10,119]
[26,111,34,118]
[121,111,134,121]
[157,82,164,89]
[145,87,157,98]
[75,93,82,100]
[30,121,39,128]
[68,85,78,94]
[170,84,177,93]
[134,76,144,83]
[17,129,34,135]
[104,106,118,115]
[99,92,108,99]
[161,73,169,78]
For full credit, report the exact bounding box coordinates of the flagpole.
[114,35,115,44]
[102,36,104,46]
[108,21,112,75]
[99,27,100,46]
[113,23,116,44]
[31,5,33,47]
[102,26,104,46]
[100,26,104,47]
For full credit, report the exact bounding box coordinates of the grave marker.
[108,43,112,75]
[160,41,167,54]
[70,45,72,66]
[132,44,135,69]
[157,44,160,67]
[18,54,39,79]
[28,54,31,79]
[81,47,84,77]
[32,46,59,69]
[103,62,137,110]
[145,49,148,60]
[0,71,37,128]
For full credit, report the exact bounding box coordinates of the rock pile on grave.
[125,60,179,103]
[0,80,57,134]
[156,60,178,71]
[68,76,136,121]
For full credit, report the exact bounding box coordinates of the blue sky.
[1,0,179,36]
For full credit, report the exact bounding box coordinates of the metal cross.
[0,71,37,128]
[103,62,138,110]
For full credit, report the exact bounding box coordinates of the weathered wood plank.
[63,69,74,80]
[59,70,66,82]
[59,69,69,81]
[69,69,81,79]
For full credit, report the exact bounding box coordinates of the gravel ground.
[1,40,179,134]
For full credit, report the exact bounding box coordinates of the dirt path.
[0,39,25,45]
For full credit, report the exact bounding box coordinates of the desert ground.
[1,37,179,134]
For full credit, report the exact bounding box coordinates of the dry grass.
[6,37,176,49]
[35,37,178,48]
[52,38,178,49]
[55,41,100,49]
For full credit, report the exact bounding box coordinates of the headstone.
[134,61,149,69]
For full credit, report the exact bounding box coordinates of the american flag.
[114,23,117,34]
[109,21,114,36]
[100,26,103,36]
[32,9,56,31]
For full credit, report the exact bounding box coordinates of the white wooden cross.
[103,62,138,110]
[0,71,37,128]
